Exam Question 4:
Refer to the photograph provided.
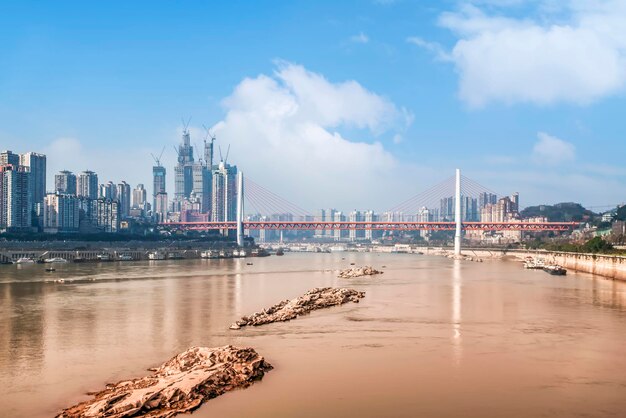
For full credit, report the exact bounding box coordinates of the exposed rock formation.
[230,287,365,329]
[338,266,383,278]
[56,345,272,418]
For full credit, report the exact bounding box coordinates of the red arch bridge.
[158,221,579,232]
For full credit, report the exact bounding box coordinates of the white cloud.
[350,32,369,44]
[211,62,416,209]
[406,37,451,61]
[437,1,626,107]
[532,132,576,164]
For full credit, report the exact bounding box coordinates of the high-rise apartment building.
[0,165,31,231]
[152,165,166,211]
[43,193,80,233]
[55,170,77,195]
[77,170,98,199]
[132,184,147,209]
[0,150,19,166]
[154,192,168,223]
[211,161,237,222]
[90,198,120,232]
[19,152,46,216]
[116,181,131,218]
[174,127,195,202]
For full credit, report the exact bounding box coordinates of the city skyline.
[2,1,626,210]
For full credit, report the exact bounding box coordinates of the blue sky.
[1,0,625,211]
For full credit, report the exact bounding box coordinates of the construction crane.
[151,146,166,167]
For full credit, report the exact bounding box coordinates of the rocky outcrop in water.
[230,287,365,329]
[56,345,272,418]
[338,266,383,278]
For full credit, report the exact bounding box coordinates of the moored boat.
[44,257,68,264]
[16,257,35,264]
[148,251,166,260]
[543,265,567,276]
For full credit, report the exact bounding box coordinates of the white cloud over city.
[209,62,418,209]
[423,1,626,107]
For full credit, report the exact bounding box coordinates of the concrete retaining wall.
[513,250,626,281]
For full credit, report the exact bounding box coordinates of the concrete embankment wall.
[515,251,626,281]
[423,246,626,281]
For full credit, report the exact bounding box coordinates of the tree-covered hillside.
[520,202,596,222]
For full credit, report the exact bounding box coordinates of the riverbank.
[511,250,626,281]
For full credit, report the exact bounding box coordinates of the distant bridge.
[160,169,580,254]
[161,221,578,232]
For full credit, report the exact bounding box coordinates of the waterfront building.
[19,152,46,219]
[192,162,211,214]
[349,210,365,241]
[116,181,131,218]
[440,196,479,222]
[152,165,166,211]
[55,170,77,195]
[154,192,168,223]
[99,181,117,200]
[174,127,195,202]
[211,161,238,222]
[333,211,345,241]
[417,206,431,240]
[90,198,120,232]
[77,170,98,199]
[0,164,32,231]
[0,150,20,166]
[478,192,498,211]
[43,192,80,233]
[132,184,147,209]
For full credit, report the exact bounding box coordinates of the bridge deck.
[160,221,578,231]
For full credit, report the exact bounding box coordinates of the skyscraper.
[154,192,168,223]
[174,126,195,202]
[43,192,80,233]
[55,170,77,195]
[0,150,19,166]
[19,152,46,216]
[152,165,166,210]
[77,170,98,199]
[116,181,131,218]
[132,184,147,209]
[0,165,31,231]
[211,161,237,222]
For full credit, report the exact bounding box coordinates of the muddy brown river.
[1,253,625,417]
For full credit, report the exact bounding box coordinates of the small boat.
[97,253,112,262]
[523,258,545,269]
[201,250,219,259]
[246,262,253,266]
[44,257,68,264]
[16,257,35,264]
[118,254,134,261]
[45,268,56,272]
[250,248,270,257]
[543,265,567,276]
[276,249,284,256]
[148,251,166,260]
[73,257,86,263]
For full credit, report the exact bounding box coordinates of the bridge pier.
[454,168,462,256]
[236,171,244,247]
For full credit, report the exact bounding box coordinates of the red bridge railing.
[159,221,579,232]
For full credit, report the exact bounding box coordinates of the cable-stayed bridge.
[160,170,579,251]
